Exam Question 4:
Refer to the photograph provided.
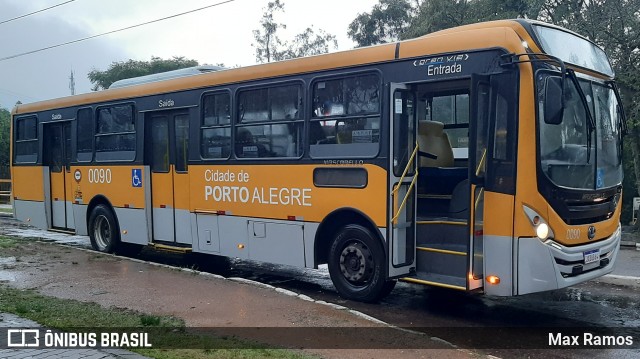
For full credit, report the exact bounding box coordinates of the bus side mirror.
[544,76,564,125]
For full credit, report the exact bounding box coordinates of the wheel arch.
[314,207,385,267]
[86,195,119,230]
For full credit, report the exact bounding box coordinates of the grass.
[0,235,18,249]
[0,286,314,359]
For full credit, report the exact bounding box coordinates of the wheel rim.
[339,240,374,285]
[93,215,111,251]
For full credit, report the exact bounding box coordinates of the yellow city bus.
[11,19,625,302]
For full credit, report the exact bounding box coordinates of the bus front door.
[147,111,191,244]
[388,84,417,278]
[469,72,517,295]
[44,122,72,229]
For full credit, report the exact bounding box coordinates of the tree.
[0,108,10,169]
[88,56,199,90]
[253,1,338,63]
[253,0,288,63]
[286,27,338,58]
[534,0,640,225]
[348,0,415,47]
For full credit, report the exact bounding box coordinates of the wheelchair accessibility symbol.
[132,169,143,187]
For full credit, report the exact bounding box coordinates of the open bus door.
[388,84,417,278]
[469,71,518,295]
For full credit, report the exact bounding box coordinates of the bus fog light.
[487,275,500,285]
[536,223,549,239]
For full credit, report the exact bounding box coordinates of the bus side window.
[201,92,231,159]
[14,116,38,163]
[310,73,381,158]
[236,84,303,159]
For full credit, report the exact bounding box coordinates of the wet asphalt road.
[1,215,640,358]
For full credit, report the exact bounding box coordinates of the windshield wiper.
[606,80,626,164]
[567,69,595,163]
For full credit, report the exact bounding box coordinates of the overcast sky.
[0,0,378,110]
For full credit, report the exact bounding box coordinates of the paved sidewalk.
[0,313,149,359]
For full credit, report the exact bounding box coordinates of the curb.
[596,274,640,288]
[620,240,640,247]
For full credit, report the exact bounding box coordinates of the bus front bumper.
[516,224,621,295]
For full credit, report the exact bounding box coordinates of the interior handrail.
[392,141,419,196]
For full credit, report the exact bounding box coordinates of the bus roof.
[13,19,533,116]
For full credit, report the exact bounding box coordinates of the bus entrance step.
[149,242,192,254]
[401,272,466,291]
[49,228,76,235]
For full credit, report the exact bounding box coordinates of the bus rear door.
[44,121,73,229]
[146,110,191,244]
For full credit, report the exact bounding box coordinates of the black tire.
[88,204,120,253]
[328,224,393,302]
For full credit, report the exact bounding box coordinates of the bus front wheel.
[328,224,395,302]
[88,204,120,253]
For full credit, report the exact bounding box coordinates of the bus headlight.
[536,223,549,239]
[523,205,554,240]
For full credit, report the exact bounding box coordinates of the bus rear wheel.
[328,224,395,302]
[88,204,120,253]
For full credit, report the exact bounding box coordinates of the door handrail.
[392,142,419,224]
[392,141,419,196]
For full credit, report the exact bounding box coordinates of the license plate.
[583,249,600,264]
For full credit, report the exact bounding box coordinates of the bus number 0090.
[88,169,112,184]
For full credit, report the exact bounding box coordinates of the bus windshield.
[532,24,614,77]
[538,75,623,190]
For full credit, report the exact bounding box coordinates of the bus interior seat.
[416,121,469,219]
[417,120,454,168]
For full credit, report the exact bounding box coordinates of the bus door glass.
[44,121,72,229]
[388,83,417,277]
[147,111,191,244]
[469,71,518,293]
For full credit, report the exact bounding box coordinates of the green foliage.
[253,1,337,63]
[348,0,414,47]
[0,236,18,249]
[253,0,287,63]
[0,107,10,168]
[87,56,199,91]
[287,27,338,59]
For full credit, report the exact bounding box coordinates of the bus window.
[236,84,303,158]
[201,92,231,159]
[77,108,93,162]
[175,115,189,172]
[14,116,38,163]
[429,93,469,154]
[95,104,136,161]
[151,117,170,172]
[310,74,381,158]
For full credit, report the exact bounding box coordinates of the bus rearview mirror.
[544,76,564,125]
